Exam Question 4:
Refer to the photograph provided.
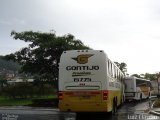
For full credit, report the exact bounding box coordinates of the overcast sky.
[0,0,160,75]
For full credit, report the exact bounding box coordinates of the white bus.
[124,76,153,100]
[150,81,158,96]
[58,50,125,113]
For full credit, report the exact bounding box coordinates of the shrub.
[3,82,55,99]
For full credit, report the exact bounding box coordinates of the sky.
[0,0,160,75]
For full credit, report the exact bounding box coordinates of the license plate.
[73,92,90,96]
[80,96,90,99]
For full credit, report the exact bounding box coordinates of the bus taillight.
[103,90,108,100]
[58,91,63,100]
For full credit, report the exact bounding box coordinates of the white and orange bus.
[58,50,125,114]
[124,76,153,101]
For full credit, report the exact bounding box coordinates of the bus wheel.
[112,99,117,115]
[147,92,150,99]
[140,93,142,101]
[122,95,125,103]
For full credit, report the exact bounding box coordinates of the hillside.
[0,56,20,72]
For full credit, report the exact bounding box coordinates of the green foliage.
[5,31,90,89]
[0,95,57,107]
[0,96,32,106]
[3,82,55,99]
[131,74,141,78]
[0,75,7,92]
[144,72,160,81]
[114,62,127,75]
[131,72,160,81]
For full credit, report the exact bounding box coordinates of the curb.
[149,110,160,116]
[0,106,59,111]
[149,101,160,116]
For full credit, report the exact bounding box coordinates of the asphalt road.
[0,99,159,120]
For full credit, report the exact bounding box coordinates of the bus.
[150,81,158,96]
[124,76,153,101]
[58,50,125,114]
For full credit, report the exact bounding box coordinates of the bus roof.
[125,76,151,82]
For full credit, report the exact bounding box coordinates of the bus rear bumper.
[59,102,111,112]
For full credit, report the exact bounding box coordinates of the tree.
[131,74,145,78]
[131,74,141,78]
[0,56,20,71]
[131,72,160,81]
[5,31,90,89]
[0,75,7,91]
[114,62,127,75]
[144,72,160,81]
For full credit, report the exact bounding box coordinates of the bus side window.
[120,74,122,81]
[117,72,119,81]
[147,82,153,89]
[120,73,123,81]
[107,61,110,75]
[118,72,121,81]
[115,69,117,80]
[117,70,119,81]
[114,66,117,79]
[112,64,115,79]
[109,62,113,77]
[119,74,122,81]
[111,63,113,77]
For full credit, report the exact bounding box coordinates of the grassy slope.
[0,95,57,106]
[0,96,32,106]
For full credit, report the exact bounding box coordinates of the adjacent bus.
[58,50,125,113]
[150,81,158,96]
[124,76,153,100]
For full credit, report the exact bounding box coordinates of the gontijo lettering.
[66,66,99,71]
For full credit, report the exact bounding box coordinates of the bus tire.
[112,98,117,115]
[122,95,125,103]
[140,93,142,101]
[147,92,150,99]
